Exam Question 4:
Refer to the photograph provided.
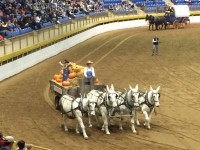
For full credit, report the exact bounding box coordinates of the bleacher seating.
[113,9,137,15]
[42,22,54,28]
[58,17,71,23]
[89,10,108,16]
[170,0,200,10]
[189,4,200,10]
[75,13,86,18]
[133,0,167,12]
[133,0,167,6]
[20,27,33,34]
[104,0,122,9]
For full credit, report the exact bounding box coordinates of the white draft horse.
[138,86,161,129]
[114,85,140,133]
[87,84,117,135]
[59,94,96,139]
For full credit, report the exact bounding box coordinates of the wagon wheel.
[183,17,190,26]
[173,20,178,29]
[55,95,61,110]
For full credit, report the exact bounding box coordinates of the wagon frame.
[49,78,106,110]
[165,5,190,29]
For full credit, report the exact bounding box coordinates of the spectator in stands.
[0,32,4,41]
[15,140,32,150]
[0,136,15,150]
[84,60,95,86]
[0,0,104,38]
[34,15,42,29]
[152,35,160,56]
[108,3,114,11]
[0,132,4,148]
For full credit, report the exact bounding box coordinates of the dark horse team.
[145,14,168,30]
[145,14,190,31]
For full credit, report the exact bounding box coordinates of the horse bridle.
[145,91,160,109]
[105,91,117,108]
[87,100,97,113]
[130,90,140,106]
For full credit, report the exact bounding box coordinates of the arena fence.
[0,11,200,66]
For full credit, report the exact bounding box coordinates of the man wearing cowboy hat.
[84,60,95,79]
[83,60,96,89]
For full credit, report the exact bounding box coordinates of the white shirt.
[84,66,95,78]
[35,16,41,23]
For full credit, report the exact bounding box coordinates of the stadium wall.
[0,16,200,81]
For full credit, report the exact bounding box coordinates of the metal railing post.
[26,35,28,47]
[12,40,14,53]
[3,41,6,56]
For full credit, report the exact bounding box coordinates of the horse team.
[57,84,161,139]
[145,14,190,30]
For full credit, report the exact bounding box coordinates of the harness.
[140,91,160,110]
[116,92,126,107]
[125,92,133,109]
[116,91,138,115]
[61,96,81,118]
[95,91,117,117]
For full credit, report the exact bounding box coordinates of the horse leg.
[94,111,101,128]
[75,124,80,134]
[100,107,110,135]
[75,110,88,139]
[62,114,68,132]
[88,113,93,128]
[147,108,154,129]
[119,111,124,130]
[134,110,140,126]
[164,23,167,30]
[155,24,158,30]
[131,110,137,133]
[142,111,149,128]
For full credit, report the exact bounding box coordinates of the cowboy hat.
[4,136,14,143]
[86,60,93,64]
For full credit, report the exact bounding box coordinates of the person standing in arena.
[152,35,160,56]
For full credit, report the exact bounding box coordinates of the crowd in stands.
[0,0,104,40]
[0,132,32,150]
[108,0,135,11]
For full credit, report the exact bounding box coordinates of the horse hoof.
[119,128,123,131]
[132,131,137,134]
[106,132,110,135]
[64,129,68,132]
[89,124,92,128]
[84,136,88,140]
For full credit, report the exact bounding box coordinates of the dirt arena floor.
[1,23,200,150]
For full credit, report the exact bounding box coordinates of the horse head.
[149,86,161,107]
[128,84,140,107]
[87,98,96,116]
[81,94,96,116]
[145,14,154,21]
[105,84,117,108]
[145,14,150,21]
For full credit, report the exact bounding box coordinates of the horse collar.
[125,92,132,109]
[145,93,154,109]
